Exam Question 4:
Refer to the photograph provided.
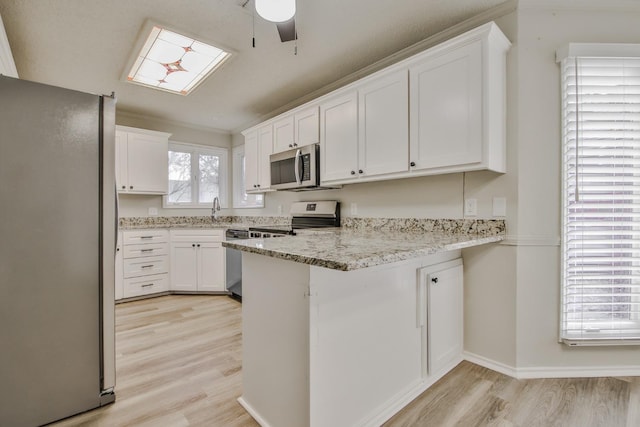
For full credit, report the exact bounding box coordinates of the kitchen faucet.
[212,196,221,221]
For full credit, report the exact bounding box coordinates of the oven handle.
[294,148,302,185]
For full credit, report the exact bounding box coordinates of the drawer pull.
[141,264,154,269]
[141,249,154,252]
[141,283,154,288]
[140,236,154,240]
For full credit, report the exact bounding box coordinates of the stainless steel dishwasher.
[225,228,248,301]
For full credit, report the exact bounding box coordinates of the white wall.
[116,111,233,217]
[513,3,640,370]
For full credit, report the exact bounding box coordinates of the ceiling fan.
[242,0,297,43]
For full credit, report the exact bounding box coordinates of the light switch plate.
[493,197,507,217]
[148,207,158,216]
[464,199,477,217]
[350,203,358,215]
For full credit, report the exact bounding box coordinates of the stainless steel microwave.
[269,144,325,191]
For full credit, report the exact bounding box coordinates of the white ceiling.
[0,0,510,133]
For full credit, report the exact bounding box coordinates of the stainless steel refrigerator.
[0,75,117,426]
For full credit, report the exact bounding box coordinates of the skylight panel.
[127,26,231,95]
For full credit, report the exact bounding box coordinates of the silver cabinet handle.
[140,236,153,240]
[141,265,154,269]
[141,249,154,252]
[141,283,154,288]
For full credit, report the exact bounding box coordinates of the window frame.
[558,43,640,346]
[232,144,264,209]
[162,141,229,209]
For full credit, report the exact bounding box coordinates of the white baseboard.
[515,365,640,379]
[361,356,463,427]
[237,397,273,427]
[463,351,640,379]
[463,351,518,377]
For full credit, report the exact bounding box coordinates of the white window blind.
[559,45,640,345]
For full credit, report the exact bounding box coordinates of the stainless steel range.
[226,201,340,301]
[249,201,341,237]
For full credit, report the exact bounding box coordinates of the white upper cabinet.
[320,92,359,183]
[243,129,259,193]
[243,124,273,193]
[273,116,294,153]
[242,22,510,186]
[407,23,509,175]
[294,106,320,147]
[257,125,273,191]
[321,70,409,185]
[272,106,320,153]
[116,126,170,194]
[409,41,482,171]
[358,69,409,178]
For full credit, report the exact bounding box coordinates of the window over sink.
[163,142,228,208]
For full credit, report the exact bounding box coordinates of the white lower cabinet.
[170,229,225,292]
[121,229,170,299]
[123,274,169,298]
[418,258,463,377]
[241,250,464,427]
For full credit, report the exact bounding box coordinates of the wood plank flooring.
[52,295,639,427]
[52,295,258,427]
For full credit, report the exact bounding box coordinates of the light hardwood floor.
[52,295,639,427]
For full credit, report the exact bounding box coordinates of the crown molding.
[0,13,18,78]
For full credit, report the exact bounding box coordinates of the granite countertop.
[118,216,290,230]
[222,227,504,271]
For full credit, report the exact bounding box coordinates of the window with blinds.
[559,44,640,345]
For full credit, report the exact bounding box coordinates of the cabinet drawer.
[123,242,169,258]
[123,273,169,298]
[170,229,224,243]
[123,256,168,278]
[123,230,168,244]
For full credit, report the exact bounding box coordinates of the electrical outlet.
[277,205,283,215]
[464,199,477,217]
[148,207,158,216]
[350,203,358,215]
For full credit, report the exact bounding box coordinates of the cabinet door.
[126,132,168,194]
[320,92,359,183]
[257,125,273,190]
[358,70,409,177]
[273,115,295,153]
[423,259,463,376]
[197,243,225,292]
[295,106,319,147]
[115,131,128,192]
[170,243,198,291]
[409,41,482,171]
[244,130,259,192]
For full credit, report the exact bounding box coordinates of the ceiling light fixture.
[255,0,295,23]
[126,26,231,95]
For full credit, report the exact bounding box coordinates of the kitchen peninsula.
[223,218,505,427]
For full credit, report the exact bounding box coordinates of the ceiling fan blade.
[276,18,296,42]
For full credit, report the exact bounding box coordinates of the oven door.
[270,144,319,190]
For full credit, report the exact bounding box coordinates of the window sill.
[562,338,640,347]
